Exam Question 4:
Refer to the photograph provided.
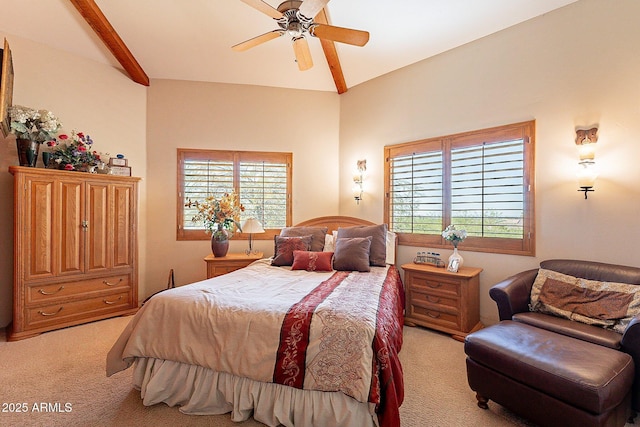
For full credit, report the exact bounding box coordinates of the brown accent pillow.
[272,235,312,267]
[530,268,640,333]
[332,237,372,272]
[280,226,328,252]
[336,224,387,266]
[291,251,334,272]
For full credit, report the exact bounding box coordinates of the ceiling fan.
[233,0,370,71]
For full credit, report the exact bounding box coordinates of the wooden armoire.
[8,166,139,341]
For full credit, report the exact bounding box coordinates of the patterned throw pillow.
[272,235,312,267]
[291,251,334,272]
[530,268,640,333]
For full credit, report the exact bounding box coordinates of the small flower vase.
[16,138,40,167]
[448,245,464,272]
[211,224,229,257]
[42,152,51,168]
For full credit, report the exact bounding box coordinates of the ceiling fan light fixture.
[287,21,303,38]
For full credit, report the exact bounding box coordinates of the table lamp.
[241,218,265,255]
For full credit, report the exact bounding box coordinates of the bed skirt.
[132,357,379,427]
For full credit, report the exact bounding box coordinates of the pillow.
[336,224,387,266]
[386,231,397,265]
[530,268,640,333]
[280,226,328,252]
[332,237,372,272]
[323,233,335,253]
[272,235,312,267]
[291,251,334,272]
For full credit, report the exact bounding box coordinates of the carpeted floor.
[0,316,589,426]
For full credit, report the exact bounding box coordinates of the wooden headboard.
[294,216,375,234]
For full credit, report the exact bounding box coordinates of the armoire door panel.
[86,183,109,271]
[25,179,54,280]
[112,184,133,267]
[59,180,84,275]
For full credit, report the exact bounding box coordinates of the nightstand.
[205,252,264,278]
[401,263,483,341]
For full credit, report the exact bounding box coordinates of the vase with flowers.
[185,191,245,257]
[48,130,103,172]
[8,105,62,167]
[442,224,467,271]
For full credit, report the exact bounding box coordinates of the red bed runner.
[273,271,350,388]
[273,266,405,427]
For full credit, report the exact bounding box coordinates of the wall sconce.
[352,159,366,204]
[575,127,598,199]
[241,218,265,255]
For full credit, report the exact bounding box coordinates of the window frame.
[384,120,535,256]
[177,148,292,241]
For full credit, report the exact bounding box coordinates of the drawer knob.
[38,286,65,295]
[426,311,441,319]
[426,296,441,303]
[38,307,63,317]
[427,282,442,288]
[103,296,123,305]
[103,278,124,287]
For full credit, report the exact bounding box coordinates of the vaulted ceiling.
[1,0,578,93]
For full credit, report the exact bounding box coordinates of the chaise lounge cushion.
[465,321,635,414]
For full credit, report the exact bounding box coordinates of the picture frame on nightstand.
[447,258,460,273]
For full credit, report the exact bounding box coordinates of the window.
[177,149,292,240]
[384,121,535,255]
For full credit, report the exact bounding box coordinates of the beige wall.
[338,0,640,325]
[144,80,340,295]
[0,34,147,328]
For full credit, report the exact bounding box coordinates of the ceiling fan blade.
[239,0,283,19]
[311,24,369,46]
[232,30,284,52]
[292,37,313,71]
[298,0,330,19]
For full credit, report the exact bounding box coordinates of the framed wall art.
[0,38,14,138]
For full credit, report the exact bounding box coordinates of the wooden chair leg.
[476,393,489,409]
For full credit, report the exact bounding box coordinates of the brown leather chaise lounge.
[464,259,640,427]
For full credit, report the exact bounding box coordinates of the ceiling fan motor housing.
[276,1,314,38]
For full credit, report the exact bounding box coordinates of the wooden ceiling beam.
[315,9,347,94]
[68,0,149,86]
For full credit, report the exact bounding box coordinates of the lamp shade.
[241,218,265,234]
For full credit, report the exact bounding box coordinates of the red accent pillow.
[291,251,334,272]
[272,235,312,266]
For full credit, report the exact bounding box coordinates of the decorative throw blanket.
[107,260,404,427]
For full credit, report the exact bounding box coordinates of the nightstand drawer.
[409,289,459,310]
[204,253,263,278]
[409,275,461,297]
[408,304,460,330]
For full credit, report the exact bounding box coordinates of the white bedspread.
[107,259,390,404]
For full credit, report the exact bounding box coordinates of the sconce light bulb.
[578,143,596,162]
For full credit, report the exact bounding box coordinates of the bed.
[107,216,405,427]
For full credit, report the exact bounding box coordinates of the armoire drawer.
[25,291,132,328]
[27,274,130,304]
